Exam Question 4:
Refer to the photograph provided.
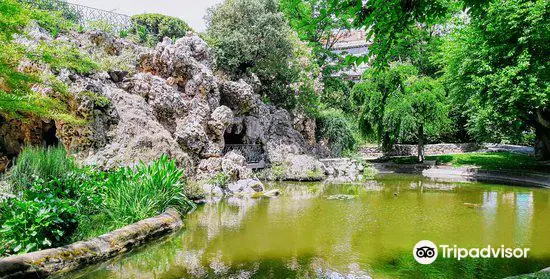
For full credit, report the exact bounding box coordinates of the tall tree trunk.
[417,124,424,163]
[535,110,550,160]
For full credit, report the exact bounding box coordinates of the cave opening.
[42,121,59,147]
[224,126,246,145]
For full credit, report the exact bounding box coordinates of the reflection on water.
[63,174,550,279]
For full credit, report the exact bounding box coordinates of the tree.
[130,13,193,45]
[327,0,549,159]
[205,0,296,107]
[352,63,449,161]
[439,0,550,159]
[351,63,417,150]
[279,0,353,76]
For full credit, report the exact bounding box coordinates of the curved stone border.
[0,208,183,279]
[372,163,550,188]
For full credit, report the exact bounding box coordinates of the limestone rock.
[175,118,208,156]
[221,151,252,180]
[227,178,264,196]
[219,79,257,114]
[79,86,191,170]
[281,154,326,181]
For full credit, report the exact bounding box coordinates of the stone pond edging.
[372,162,550,188]
[0,208,183,279]
[360,143,535,158]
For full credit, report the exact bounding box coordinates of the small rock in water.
[326,194,356,200]
[463,202,482,208]
[262,189,281,197]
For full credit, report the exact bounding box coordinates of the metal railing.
[223,144,265,163]
[19,0,132,32]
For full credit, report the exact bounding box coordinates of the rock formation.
[2,25,323,180]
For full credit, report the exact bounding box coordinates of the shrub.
[206,0,295,107]
[6,146,77,191]
[1,150,195,255]
[130,13,192,45]
[29,41,98,74]
[97,155,194,233]
[0,187,77,256]
[0,0,87,123]
[18,0,81,23]
[208,172,229,189]
[316,109,356,156]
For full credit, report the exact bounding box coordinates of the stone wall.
[0,209,182,279]
[360,143,535,158]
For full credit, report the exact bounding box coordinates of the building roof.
[331,29,370,50]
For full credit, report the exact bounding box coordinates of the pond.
[64,174,550,279]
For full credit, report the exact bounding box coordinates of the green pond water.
[64,174,550,279]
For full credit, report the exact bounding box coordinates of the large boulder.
[227,178,265,197]
[259,154,326,181]
[221,151,252,180]
[76,86,192,170]
[219,79,258,114]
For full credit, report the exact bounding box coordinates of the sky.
[66,0,223,32]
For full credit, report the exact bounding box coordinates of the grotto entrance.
[223,126,264,164]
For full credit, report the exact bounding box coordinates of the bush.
[1,150,195,254]
[0,185,77,256]
[206,0,295,107]
[316,109,356,156]
[94,155,194,234]
[6,146,77,191]
[130,13,192,45]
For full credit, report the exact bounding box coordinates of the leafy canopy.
[352,63,449,150]
[206,0,296,107]
[130,13,193,45]
[0,0,95,123]
[439,0,549,143]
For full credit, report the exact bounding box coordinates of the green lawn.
[389,152,549,173]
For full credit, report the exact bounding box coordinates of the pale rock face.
[219,79,258,114]
[292,111,317,144]
[227,179,265,196]
[175,118,208,156]
[196,151,251,182]
[221,151,252,180]
[5,26,323,177]
[208,106,234,138]
[279,154,326,181]
[80,86,192,170]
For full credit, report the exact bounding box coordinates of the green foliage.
[316,108,356,156]
[330,0,456,69]
[351,63,418,147]
[0,147,194,255]
[29,7,75,37]
[439,0,550,145]
[18,0,81,23]
[94,155,194,235]
[280,0,353,77]
[0,0,89,123]
[208,172,229,189]
[289,36,323,115]
[0,0,29,41]
[87,19,115,34]
[0,192,77,255]
[390,152,547,172]
[29,41,98,74]
[351,63,449,155]
[6,146,77,191]
[206,0,296,107]
[321,78,353,112]
[130,13,193,45]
